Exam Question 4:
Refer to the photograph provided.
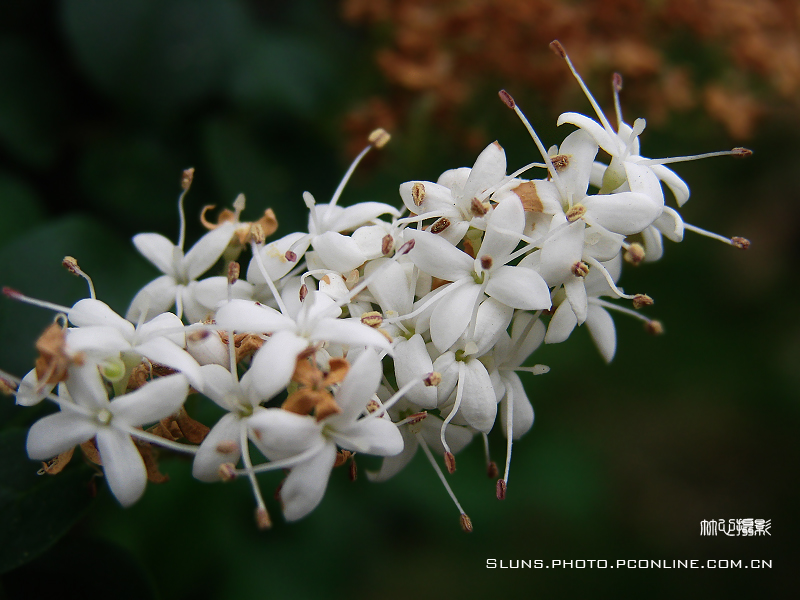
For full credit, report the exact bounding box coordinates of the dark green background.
[0,1,795,598]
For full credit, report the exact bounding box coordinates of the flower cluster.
[1,42,750,531]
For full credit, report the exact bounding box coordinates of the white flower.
[248,350,403,521]
[26,369,189,506]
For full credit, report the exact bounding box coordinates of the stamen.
[481,433,497,479]
[382,278,470,325]
[62,257,96,299]
[499,89,567,198]
[239,422,271,528]
[640,148,753,167]
[329,130,387,209]
[177,168,194,251]
[2,288,71,314]
[684,223,751,249]
[583,256,636,300]
[440,362,466,465]
[612,72,624,131]
[417,434,471,531]
[339,240,415,306]
[249,240,289,315]
[550,40,617,140]
[591,298,652,323]
[500,381,514,498]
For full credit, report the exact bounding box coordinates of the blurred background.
[0,0,797,597]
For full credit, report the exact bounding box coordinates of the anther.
[549,39,567,59]
[430,217,451,234]
[498,89,516,108]
[645,320,664,335]
[624,243,646,265]
[424,371,442,387]
[360,311,383,328]
[411,182,426,206]
[550,154,569,171]
[571,261,589,277]
[480,255,493,270]
[566,204,586,223]
[633,294,654,309]
[471,197,488,216]
[732,147,753,157]
[398,239,415,254]
[612,72,623,92]
[181,167,195,191]
[62,256,80,275]
[460,513,473,533]
[731,236,751,249]
[381,234,394,255]
[250,224,265,245]
[444,451,456,474]
[487,461,499,479]
[216,440,239,454]
[405,412,428,425]
[255,507,272,530]
[496,479,507,500]
[285,250,298,262]
[299,284,308,302]
[366,399,380,413]
[368,128,391,149]
[227,262,240,285]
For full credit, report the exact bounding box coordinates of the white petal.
[507,313,546,367]
[405,229,473,282]
[624,161,664,207]
[248,408,324,461]
[538,220,585,285]
[545,300,577,344]
[459,359,497,433]
[654,206,684,242]
[125,275,178,323]
[326,202,400,233]
[27,410,97,459]
[485,266,551,310]
[364,259,413,316]
[214,299,295,333]
[247,232,311,283]
[331,417,404,456]
[16,369,54,407]
[184,222,235,281]
[366,429,418,482]
[135,311,185,346]
[64,364,109,411]
[69,299,135,338]
[586,303,616,363]
[133,233,177,276]
[641,226,664,262]
[479,195,524,263]
[582,192,661,235]
[281,441,337,521]
[311,231,368,273]
[470,297,513,356]
[109,373,189,426]
[133,337,202,390]
[652,164,690,207]
[192,413,242,482]
[96,428,147,507]
[193,277,254,313]
[66,327,130,359]
[310,317,392,353]
[564,276,588,325]
[557,129,599,197]
[393,335,437,409]
[199,364,241,410]
[245,330,308,402]
[557,112,619,155]
[328,349,382,426]
[461,142,507,204]
[430,282,482,352]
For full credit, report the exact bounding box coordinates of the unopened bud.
[571,261,589,277]
[227,262,240,285]
[550,154,569,172]
[460,513,473,533]
[498,89,515,108]
[398,239,415,254]
[496,479,507,500]
[731,236,750,250]
[613,72,623,92]
[480,255,493,270]
[487,461,499,479]
[633,294,654,309]
[424,371,442,387]
[285,250,298,262]
[645,320,664,335]
[550,39,567,58]
[218,463,237,481]
[430,217,450,234]
[216,440,239,455]
[255,507,272,530]
[732,147,753,157]
[624,243,646,265]
[470,197,488,216]
[360,311,383,328]
[381,234,394,255]
[444,451,456,474]
[181,167,195,190]
[411,182,426,206]
[368,128,391,148]
[565,204,586,223]
[299,284,308,302]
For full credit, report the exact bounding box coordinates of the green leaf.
[0,429,95,574]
